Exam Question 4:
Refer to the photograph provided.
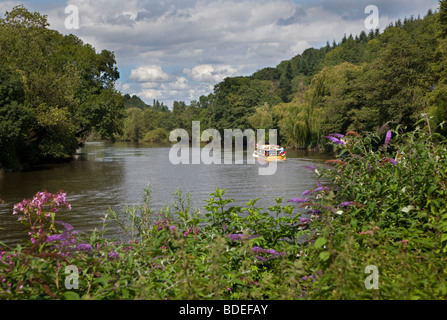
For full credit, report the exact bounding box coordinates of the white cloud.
[166,77,189,90]
[184,64,238,83]
[129,65,170,82]
[139,88,163,100]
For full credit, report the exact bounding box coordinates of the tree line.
[121,4,447,152]
[2,3,447,170]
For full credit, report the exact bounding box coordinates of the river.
[0,141,332,246]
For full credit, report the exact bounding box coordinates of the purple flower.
[251,246,264,254]
[314,182,331,192]
[339,201,355,207]
[302,190,312,196]
[300,165,316,171]
[55,221,74,231]
[75,243,93,253]
[254,256,269,262]
[388,158,397,165]
[299,217,309,224]
[324,136,345,145]
[308,209,321,215]
[287,198,309,204]
[252,246,286,257]
[46,234,65,242]
[228,234,260,242]
[315,186,331,192]
[108,250,120,260]
[328,133,345,139]
[384,130,392,147]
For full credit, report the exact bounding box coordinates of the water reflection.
[0,141,331,245]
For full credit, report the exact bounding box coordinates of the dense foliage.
[1,2,447,301]
[0,6,124,171]
[1,118,445,300]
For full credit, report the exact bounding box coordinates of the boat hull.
[253,151,286,162]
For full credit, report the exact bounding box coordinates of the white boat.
[253,144,286,161]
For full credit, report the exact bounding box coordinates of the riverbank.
[1,123,446,300]
[0,142,330,246]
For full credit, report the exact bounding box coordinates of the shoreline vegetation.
[4,5,447,171]
[1,2,447,300]
[1,119,446,300]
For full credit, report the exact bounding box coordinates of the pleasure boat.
[253,144,286,161]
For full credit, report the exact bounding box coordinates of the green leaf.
[63,291,81,300]
[319,251,330,261]
[315,237,327,249]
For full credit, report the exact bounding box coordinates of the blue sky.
[0,0,440,107]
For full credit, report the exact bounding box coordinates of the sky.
[0,0,441,108]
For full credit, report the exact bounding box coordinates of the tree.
[440,0,447,36]
[0,6,125,169]
[80,88,125,142]
[122,108,144,141]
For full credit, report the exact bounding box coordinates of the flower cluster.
[299,217,309,224]
[13,190,71,217]
[0,251,14,289]
[154,217,171,231]
[324,134,346,145]
[380,158,397,165]
[251,246,286,262]
[300,270,322,282]
[108,250,120,260]
[46,221,77,246]
[12,190,71,243]
[338,201,364,208]
[45,221,93,254]
[302,181,331,196]
[384,130,392,148]
[227,234,261,242]
[183,226,199,238]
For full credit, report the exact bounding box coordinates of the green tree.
[0,6,125,169]
[122,108,144,142]
[80,88,125,142]
[439,0,447,37]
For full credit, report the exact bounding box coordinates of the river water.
[0,141,332,246]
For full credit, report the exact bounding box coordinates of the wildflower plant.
[299,118,447,299]
[12,190,71,244]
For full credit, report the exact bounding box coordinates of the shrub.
[301,118,447,299]
[143,128,168,143]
